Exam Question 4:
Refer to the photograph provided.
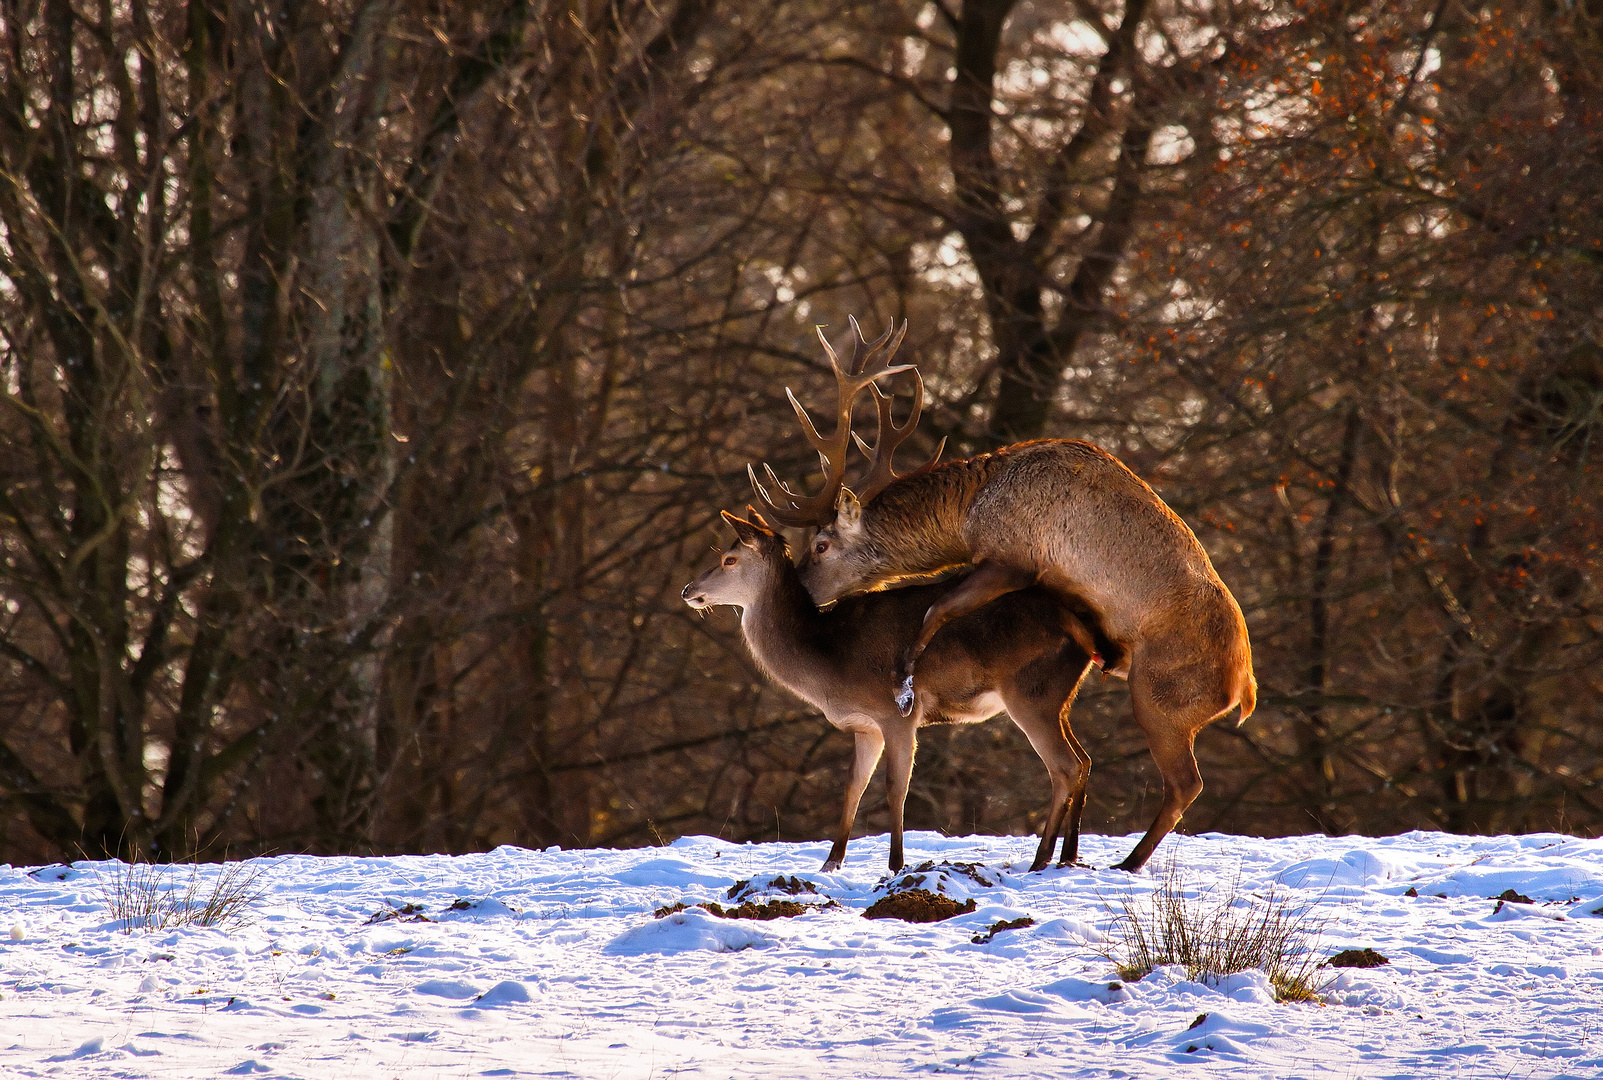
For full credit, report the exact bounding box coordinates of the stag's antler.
[851,370,946,505]
[749,317,912,527]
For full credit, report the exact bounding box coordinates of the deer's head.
[682,511,790,611]
[792,488,881,604]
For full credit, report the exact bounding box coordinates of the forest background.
[1,0,1599,863]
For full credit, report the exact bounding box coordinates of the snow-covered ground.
[2,830,1601,1079]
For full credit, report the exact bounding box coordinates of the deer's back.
[961,440,1239,644]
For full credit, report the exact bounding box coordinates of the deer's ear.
[835,487,862,530]
[722,510,765,550]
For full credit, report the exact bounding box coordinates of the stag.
[683,509,1094,872]
[750,318,1256,873]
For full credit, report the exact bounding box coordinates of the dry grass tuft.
[101,852,268,933]
[1101,857,1328,1004]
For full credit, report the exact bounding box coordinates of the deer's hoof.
[820,859,842,873]
[895,676,916,716]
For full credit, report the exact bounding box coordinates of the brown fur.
[683,512,1096,873]
[797,438,1257,873]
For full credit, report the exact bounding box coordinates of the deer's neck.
[739,571,836,703]
[861,457,986,576]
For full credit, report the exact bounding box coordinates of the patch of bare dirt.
[726,875,818,901]
[862,889,976,923]
[1490,888,1534,915]
[363,903,433,925]
[890,861,999,891]
[653,898,832,920]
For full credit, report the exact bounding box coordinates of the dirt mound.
[888,861,999,893]
[970,916,1035,944]
[726,875,818,901]
[652,899,823,921]
[862,889,976,924]
[1327,947,1390,969]
[702,899,809,920]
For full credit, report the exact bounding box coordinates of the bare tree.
[2,0,1598,863]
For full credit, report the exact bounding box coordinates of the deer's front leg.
[881,719,917,872]
[822,727,885,872]
[895,560,1038,715]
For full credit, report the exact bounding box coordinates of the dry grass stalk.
[1102,857,1328,1003]
[101,853,267,934]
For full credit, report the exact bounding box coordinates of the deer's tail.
[1236,668,1257,725]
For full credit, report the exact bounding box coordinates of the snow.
[2,830,1601,1078]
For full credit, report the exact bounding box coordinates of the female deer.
[683,510,1095,873]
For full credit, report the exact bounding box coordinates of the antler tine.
[784,387,830,455]
[816,322,844,376]
[845,317,911,383]
[852,368,946,504]
[845,314,884,375]
[749,464,811,528]
[757,462,807,502]
[748,319,915,528]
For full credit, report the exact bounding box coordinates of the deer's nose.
[681,583,700,604]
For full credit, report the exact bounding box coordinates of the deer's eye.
[722,555,737,567]
[814,539,829,556]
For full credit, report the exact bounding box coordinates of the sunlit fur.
[795,438,1257,873]
[799,456,993,603]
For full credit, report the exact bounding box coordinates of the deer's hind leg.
[1113,650,1235,873]
[1057,719,1093,867]
[823,727,885,872]
[1003,650,1092,872]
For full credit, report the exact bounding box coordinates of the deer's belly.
[926,690,1006,726]
[826,711,886,736]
